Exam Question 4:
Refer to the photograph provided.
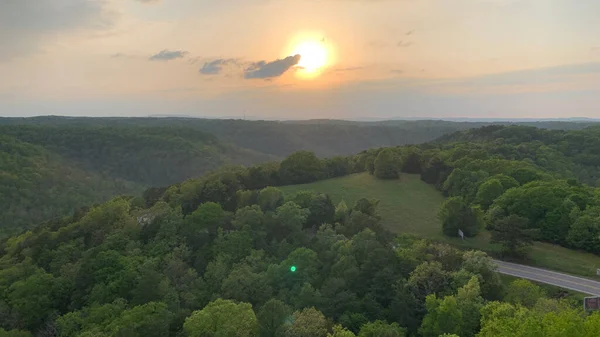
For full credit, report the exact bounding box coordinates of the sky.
[0,0,599,120]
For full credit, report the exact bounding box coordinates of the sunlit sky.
[1,0,599,119]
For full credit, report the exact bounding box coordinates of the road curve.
[493,260,600,296]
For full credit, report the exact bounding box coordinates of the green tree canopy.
[184,299,258,337]
[279,151,325,185]
[488,214,538,259]
[374,148,402,179]
[438,197,483,237]
[358,321,406,337]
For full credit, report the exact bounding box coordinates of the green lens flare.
[290,266,297,272]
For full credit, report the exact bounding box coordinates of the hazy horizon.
[1,0,599,119]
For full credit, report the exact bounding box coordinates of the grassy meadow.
[280,173,600,278]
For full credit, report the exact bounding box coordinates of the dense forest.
[0,125,274,234]
[1,116,596,157]
[2,117,598,234]
[2,150,599,336]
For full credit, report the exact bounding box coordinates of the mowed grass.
[281,173,445,237]
[280,173,600,278]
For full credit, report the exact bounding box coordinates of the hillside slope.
[279,173,600,278]
[280,173,444,236]
[1,117,597,158]
[0,135,139,234]
[435,124,600,185]
[0,125,275,186]
[0,125,275,233]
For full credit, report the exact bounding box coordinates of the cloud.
[367,40,387,49]
[405,29,415,36]
[136,0,161,3]
[390,69,404,74]
[0,0,114,61]
[149,50,188,61]
[110,53,144,59]
[397,40,414,47]
[333,66,365,72]
[200,59,236,75]
[244,55,301,79]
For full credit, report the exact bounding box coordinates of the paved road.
[494,260,600,296]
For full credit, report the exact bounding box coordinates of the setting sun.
[293,40,328,73]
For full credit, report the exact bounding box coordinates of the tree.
[293,191,335,228]
[0,329,31,337]
[272,202,310,240]
[461,251,504,301]
[491,174,519,190]
[335,201,349,224]
[358,321,406,337]
[279,151,324,185]
[323,157,352,178]
[282,307,328,337]
[130,262,170,306]
[442,169,488,202]
[278,248,321,288]
[420,156,452,188]
[106,302,172,337]
[477,300,596,337]
[6,270,56,331]
[438,197,483,237]
[489,214,537,259]
[327,325,356,337]
[352,198,379,217]
[474,179,505,210]
[419,295,461,337]
[504,279,545,308]
[454,276,484,337]
[567,207,600,253]
[257,299,292,337]
[221,265,272,306]
[509,167,543,185]
[258,187,285,212]
[407,262,451,300]
[212,228,254,263]
[338,313,368,334]
[233,205,265,231]
[185,202,225,236]
[374,149,401,179]
[401,148,421,174]
[184,299,258,337]
[419,277,482,337]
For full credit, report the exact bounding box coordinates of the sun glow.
[285,32,333,79]
[293,41,328,73]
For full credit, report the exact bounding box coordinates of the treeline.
[6,116,594,158]
[0,117,477,158]
[362,125,600,257]
[3,175,597,336]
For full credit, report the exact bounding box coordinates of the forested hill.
[0,117,476,157]
[0,125,274,187]
[0,135,138,235]
[434,124,600,185]
[2,118,599,234]
[0,125,274,234]
[2,116,596,157]
[2,139,600,336]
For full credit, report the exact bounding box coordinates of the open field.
[280,173,600,278]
